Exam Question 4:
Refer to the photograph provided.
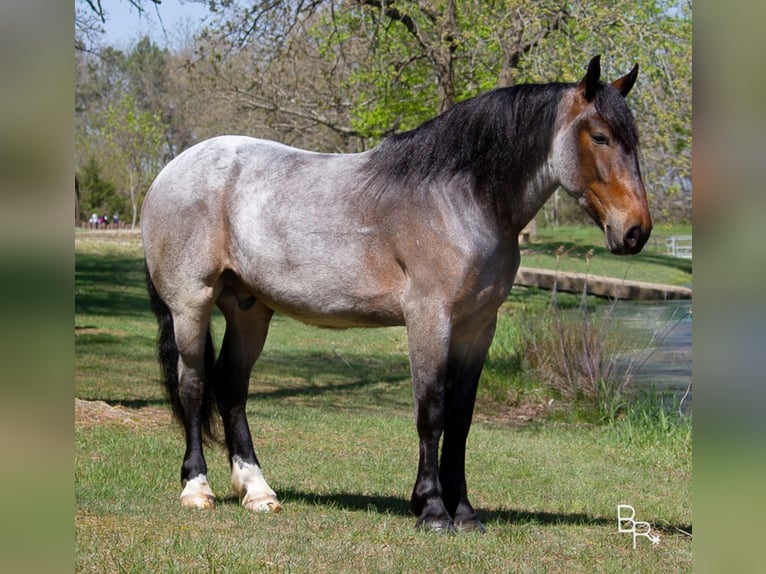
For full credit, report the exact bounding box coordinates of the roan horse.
[142,56,651,533]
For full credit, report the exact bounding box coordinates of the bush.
[517,299,631,420]
[512,244,690,422]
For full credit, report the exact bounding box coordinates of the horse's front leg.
[439,318,497,533]
[406,310,454,532]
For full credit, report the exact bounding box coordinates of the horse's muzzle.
[606,222,652,255]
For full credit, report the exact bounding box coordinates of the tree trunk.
[75,174,81,226]
[129,169,138,229]
[434,0,457,113]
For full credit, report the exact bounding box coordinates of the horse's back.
[142,135,341,256]
[144,136,314,205]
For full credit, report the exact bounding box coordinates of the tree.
[77,156,120,222]
[100,94,167,227]
[76,36,197,225]
[80,0,161,23]
[76,0,163,51]
[191,1,571,141]
[326,0,570,138]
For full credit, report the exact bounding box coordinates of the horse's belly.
[235,255,406,328]
[257,285,406,328]
[275,301,405,329]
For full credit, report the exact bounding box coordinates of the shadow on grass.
[248,350,410,396]
[75,253,151,318]
[95,368,411,415]
[89,349,411,408]
[223,488,692,534]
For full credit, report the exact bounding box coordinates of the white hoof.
[180,475,215,509]
[231,456,281,514]
[242,493,282,513]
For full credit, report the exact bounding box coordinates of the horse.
[142,55,651,533]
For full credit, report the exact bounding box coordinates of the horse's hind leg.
[146,266,218,508]
[173,303,219,509]
[216,291,281,513]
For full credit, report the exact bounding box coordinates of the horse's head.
[553,56,652,255]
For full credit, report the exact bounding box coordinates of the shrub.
[518,299,631,420]
[514,248,687,422]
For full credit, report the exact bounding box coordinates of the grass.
[521,224,692,287]
[75,228,691,572]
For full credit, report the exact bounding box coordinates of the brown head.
[553,56,652,255]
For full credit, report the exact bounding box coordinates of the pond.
[602,300,692,414]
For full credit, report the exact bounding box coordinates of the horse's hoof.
[454,519,486,534]
[180,492,215,510]
[415,517,456,534]
[242,494,282,513]
[180,476,216,509]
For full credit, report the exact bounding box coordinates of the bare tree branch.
[82,0,162,23]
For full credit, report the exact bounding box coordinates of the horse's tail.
[145,265,219,443]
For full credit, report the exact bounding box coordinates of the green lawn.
[521,224,692,287]
[75,228,691,572]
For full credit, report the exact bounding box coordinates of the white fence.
[665,235,692,259]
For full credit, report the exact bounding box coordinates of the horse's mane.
[364,80,638,214]
[365,83,567,211]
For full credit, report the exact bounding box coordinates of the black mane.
[366,83,569,213]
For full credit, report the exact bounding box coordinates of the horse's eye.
[591,133,609,146]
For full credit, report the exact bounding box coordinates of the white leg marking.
[180,474,216,509]
[231,456,282,513]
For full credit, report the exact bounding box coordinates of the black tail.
[145,266,219,443]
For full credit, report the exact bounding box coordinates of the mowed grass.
[75,229,691,572]
[521,223,692,286]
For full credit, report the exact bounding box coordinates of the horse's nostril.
[624,224,641,248]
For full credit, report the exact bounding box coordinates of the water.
[600,301,692,413]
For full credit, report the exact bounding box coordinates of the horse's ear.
[611,63,639,98]
[577,55,601,102]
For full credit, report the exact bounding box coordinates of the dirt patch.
[474,395,561,426]
[75,398,171,429]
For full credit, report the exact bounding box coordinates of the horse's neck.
[500,157,560,234]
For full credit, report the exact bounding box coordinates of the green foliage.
[608,391,692,449]
[78,155,123,221]
[100,93,167,227]
[315,1,573,140]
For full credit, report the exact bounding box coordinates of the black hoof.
[415,516,457,534]
[454,519,486,534]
